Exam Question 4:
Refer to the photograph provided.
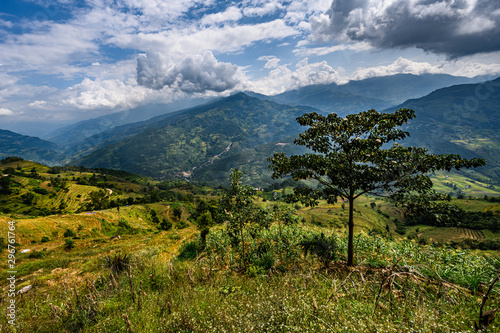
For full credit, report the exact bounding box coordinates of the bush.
[63,229,76,238]
[176,220,189,229]
[301,233,339,267]
[103,253,132,274]
[41,236,50,243]
[177,239,203,260]
[64,239,74,251]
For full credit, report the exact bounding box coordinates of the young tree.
[268,109,485,266]
[219,169,271,269]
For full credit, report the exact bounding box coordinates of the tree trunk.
[347,196,355,266]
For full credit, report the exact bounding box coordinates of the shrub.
[41,236,50,243]
[177,239,202,260]
[64,239,74,251]
[63,229,76,238]
[301,233,339,267]
[102,253,132,274]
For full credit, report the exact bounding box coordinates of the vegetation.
[268,109,485,265]
[0,87,499,331]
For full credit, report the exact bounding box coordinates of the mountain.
[72,93,317,182]
[0,130,63,165]
[45,97,210,147]
[385,77,500,184]
[273,74,487,114]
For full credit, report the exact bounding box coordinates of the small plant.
[64,239,75,251]
[103,253,132,274]
[41,236,50,243]
[301,233,339,267]
[177,239,202,260]
[64,229,76,238]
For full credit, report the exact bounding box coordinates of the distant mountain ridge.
[45,97,210,146]
[273,73,488,115]
[0,129,63,165]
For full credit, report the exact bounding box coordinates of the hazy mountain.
[0,130,63,165]
[45,97,210,147]
[273,74,488,114]
[385,77,500,184]
[72,93,317,181]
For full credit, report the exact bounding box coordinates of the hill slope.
[72,93,317,181]
[386,77,500,184]
[0,129,63,165]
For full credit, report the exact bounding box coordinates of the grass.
[1,226,498,332]
[1,160,499,332]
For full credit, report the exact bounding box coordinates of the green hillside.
[0,130,63,165]
[73,93,316,180]
[0,164,499,332]
[385,77,500,184]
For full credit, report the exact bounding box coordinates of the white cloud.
[137,51,243,93]
[62,78,153,110]
[28,100,47,108]
[294,41,372,57]
[0,108,14,116]
[248,59,345,95]
[111,19,299,56]
[350,57,445,80]
[243,1,285,17]
[201,6,242,25]
[257,56,281,69]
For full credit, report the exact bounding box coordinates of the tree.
[219,169,271,269]
[172,206,182,221]
[268,109,485,266]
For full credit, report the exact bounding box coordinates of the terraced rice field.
[451,227,485,240]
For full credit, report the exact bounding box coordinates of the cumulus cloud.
[62,78,152,110]
[201,6,242,25]
[350,57,445,80]
[137,51,241,93]
[0,108,14,116]
[311,0,500,58]
[248,58,345,94]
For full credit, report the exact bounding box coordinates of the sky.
[1,0,500,136]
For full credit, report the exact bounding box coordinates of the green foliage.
[218,169,272,268]
[172,206,182,220]
[177,239,203,261]
[64,228,76,238]
[301,233,339,267]
[103,253,132,274]
[268,108,485,265]
[159,218,172,231]
[64,239,75,251]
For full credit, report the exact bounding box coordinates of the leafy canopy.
[269,109,485,205]
[268,109,485,265]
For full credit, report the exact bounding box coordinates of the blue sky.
[1,0,500,135]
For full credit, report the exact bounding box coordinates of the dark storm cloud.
[137,51,240,93]
[312,0,500,58]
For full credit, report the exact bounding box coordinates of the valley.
[1,74,499,332]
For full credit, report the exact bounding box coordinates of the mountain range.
[1,73,498,186]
